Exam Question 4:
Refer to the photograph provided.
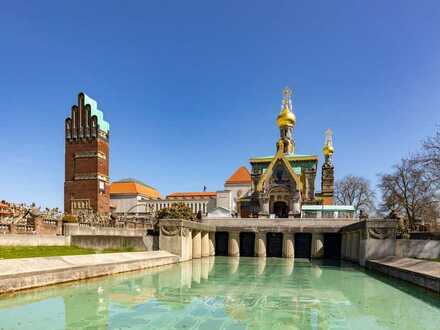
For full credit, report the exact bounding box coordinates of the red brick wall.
[64,94,110,215]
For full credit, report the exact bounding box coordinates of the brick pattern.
[64,93,110,215]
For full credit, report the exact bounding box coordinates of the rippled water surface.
[0,257,439,329]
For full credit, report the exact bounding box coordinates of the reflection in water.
[0,257,440,329]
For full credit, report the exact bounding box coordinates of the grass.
[0,246,140,260]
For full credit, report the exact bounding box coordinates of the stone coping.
[0,251,178,294]
[340,219,397,232]
[203,218,358,233]
[159,219,216,232]
[366,257,440,293]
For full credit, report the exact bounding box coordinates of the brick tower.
[64,93,110,215]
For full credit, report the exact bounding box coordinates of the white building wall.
[111,195,144,213]
[224,183,251,213]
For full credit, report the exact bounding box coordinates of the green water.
[0,257,439,329]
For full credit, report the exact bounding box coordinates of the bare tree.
[378,157,438,231]
[418,128,440,187]
[335,175,375,212]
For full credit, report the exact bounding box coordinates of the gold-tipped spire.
[276,87,296,128]
[323,128,334,156]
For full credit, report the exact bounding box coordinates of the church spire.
[276,87,296,154]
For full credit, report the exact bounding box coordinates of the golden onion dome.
[277,104,296,127]
[323,144,334,156]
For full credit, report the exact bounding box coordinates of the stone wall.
[0,234,70,246]
[63,223,149,237]
[70,235,155,251]
[396,239,440,259]
[341,219,398,266]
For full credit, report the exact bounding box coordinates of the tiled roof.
[225,166,251,185]
[167,192,216,200]
[110,180,161,199]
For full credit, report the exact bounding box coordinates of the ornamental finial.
[323,128,334,157]
[277,86,296,128]
[282,87,292,107]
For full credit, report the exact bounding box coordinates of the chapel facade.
[238,87,335,218]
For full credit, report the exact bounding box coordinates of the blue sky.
[1,1,440,209]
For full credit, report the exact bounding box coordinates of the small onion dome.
[277,104,296,127]
[323,144,334,156]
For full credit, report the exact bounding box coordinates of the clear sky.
[1,1,440,209]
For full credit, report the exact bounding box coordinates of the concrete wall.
[70,235,155,251]
[396,239,440,259]
[0,234,70,246]
[64,223,147,237]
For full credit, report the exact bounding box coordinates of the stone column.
[341,233,346,259]
[201,231,210,257]
[192,230,201,259]
[346,232,352,260]
[352,231,359,262]
[311,233,324,258]
[228,231,240,257]
[282,233,295,258]
[209,232,215,256]
[255,232,266,257]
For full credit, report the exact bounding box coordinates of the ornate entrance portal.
[273,201,288,218]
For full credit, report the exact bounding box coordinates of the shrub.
[62,214,78,223]
[156,203,194,221]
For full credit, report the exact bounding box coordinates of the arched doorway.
[273,201,288,218]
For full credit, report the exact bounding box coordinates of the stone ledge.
[366,257,440,293]
[203,218,357,233]
[0,251,178,294]
[159,219,216,232]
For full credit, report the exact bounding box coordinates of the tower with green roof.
[64,93,110,215]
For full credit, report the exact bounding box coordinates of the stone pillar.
[228,231,240,257]
[282,233,294,258]
[311,233,324,258]
[201,231,210,257]
[341,233,346,258]
[255,232,266,257]
[347,232,353,260]
[352,231,359,262]
[209,232,215,256]
[192,230,202,259]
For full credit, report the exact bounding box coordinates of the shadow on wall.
[70,234,158,251]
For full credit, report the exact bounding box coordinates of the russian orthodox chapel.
[239,87,335,218]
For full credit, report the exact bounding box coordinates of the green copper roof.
[84,94,110,133]
[250,153,318,162]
